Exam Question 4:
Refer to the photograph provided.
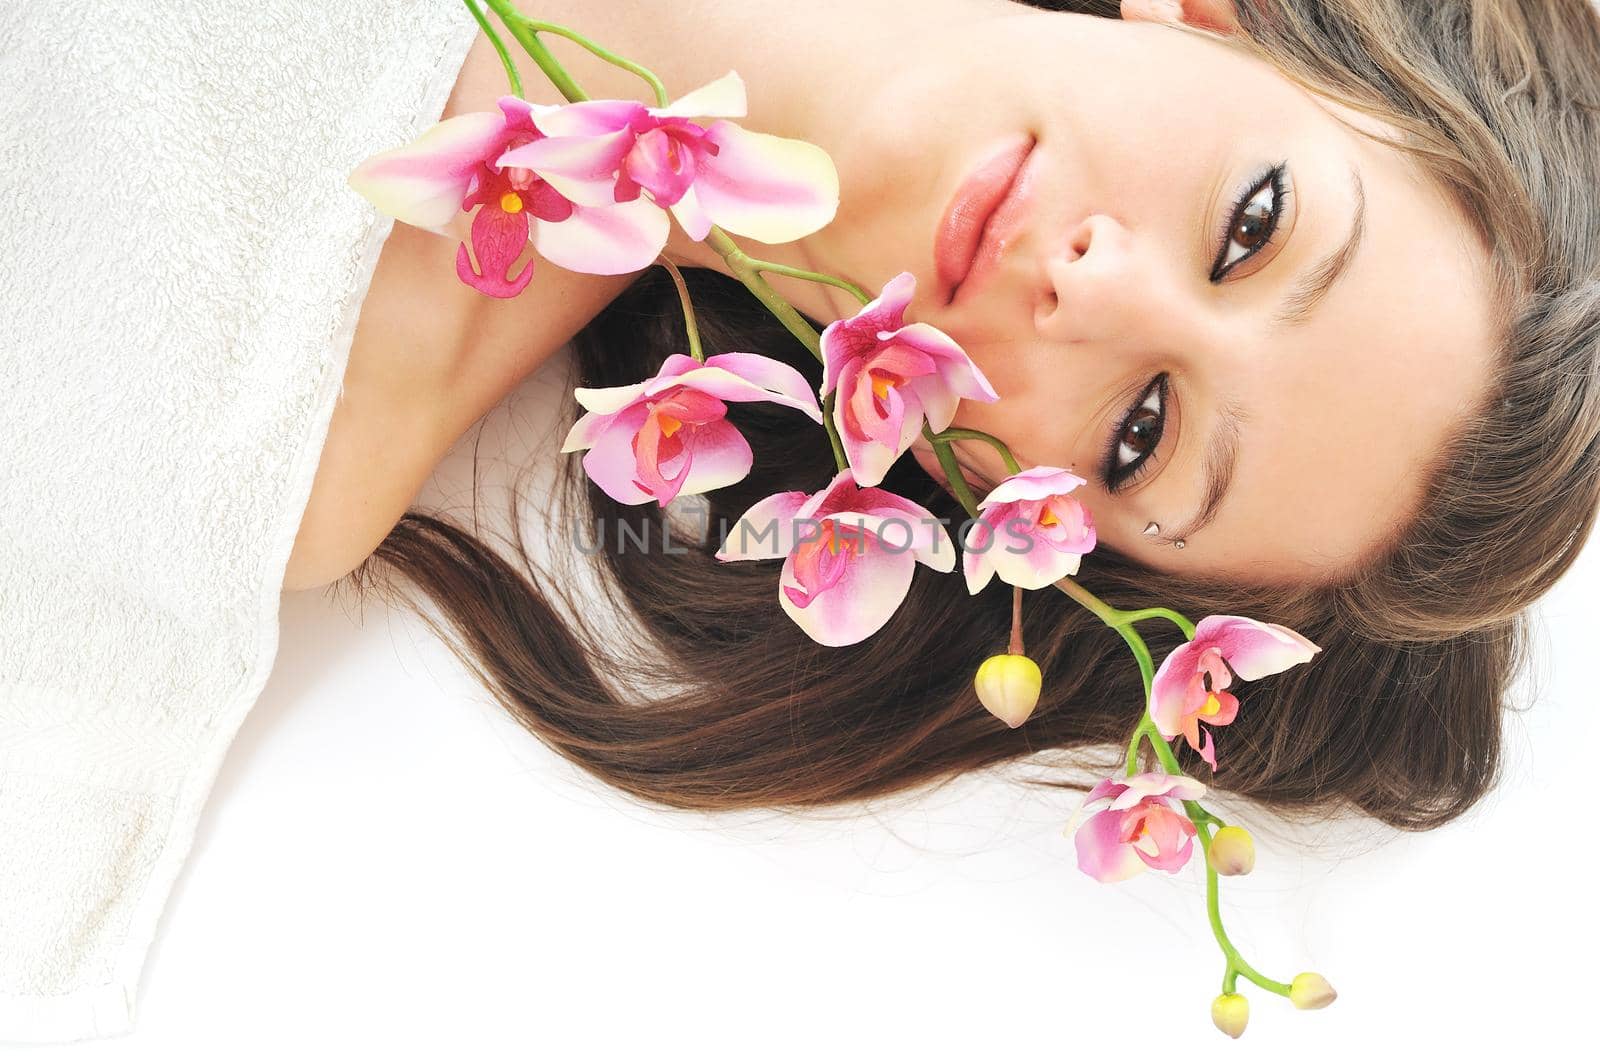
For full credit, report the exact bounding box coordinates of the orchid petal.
[892,321,1000,413]
[1148,645,1200,738]
[837,427,901,490]
[532,196,669,275]
[571,379,652,417]
[701,352,824,421]
[652,70,749,119]
[455,202,534,298]
[676,419,756,496]
[576,405,655,505]
[529,98,644,138]
[559,409,614,454]
[986,523,1088,588]
[1134,806,1197,872]
[1113,771,1207,805]
[962,518,1000,595]
[630,126,704,206]
[777,534,916,647]
[1063,777,1128,837]
[715,490,814,561]
[1075,810,1150,883]
[668,183,716,242]
[499,127,639,207]
[670,359,823,420]
[977,467,1089,510]
[1193,615,1322,680]
[853,490,956,572]
[690,120,840,243]
[348,111,507,230]
[810,506,953,574]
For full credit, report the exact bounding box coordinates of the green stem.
[820,394,848,473]
[927,427,1022,476]
[1114,607,1197,640]
[704,229,825,361]
[482,0,589,101]
[740,257,873,306]
[1199,820,1293,999]
[1108,655,1282,1004]
[925,431,981,517]
[657,258,704,363]
[464,0,523,96]
[699,231,848,471]
[485,2,668,105]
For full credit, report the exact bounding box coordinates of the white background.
[5,349,1594,1061]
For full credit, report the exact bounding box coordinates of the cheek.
[950,384,1099,481]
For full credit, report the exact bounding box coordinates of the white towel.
[0,1,482,1042]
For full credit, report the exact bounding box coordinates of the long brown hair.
[346,0,1600,831]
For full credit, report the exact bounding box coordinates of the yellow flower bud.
[1208,825,1256,876]
[1210,993,1249,1038]
[974,653,1042,728]
[1288,971,1337,1010]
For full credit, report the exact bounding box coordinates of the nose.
[1034,213,1146,343]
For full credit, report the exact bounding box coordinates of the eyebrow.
[1152,400,1244,548]
[1272,163,1367,330]
[1153,164,1367,547]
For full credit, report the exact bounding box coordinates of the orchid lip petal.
[777,539,916,647]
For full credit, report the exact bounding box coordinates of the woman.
[291,0,1600,827]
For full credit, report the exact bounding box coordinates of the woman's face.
[766,2,1502,585]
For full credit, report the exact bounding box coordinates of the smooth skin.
[284,0,1498,591]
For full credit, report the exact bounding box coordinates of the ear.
[1120,0,1241,34]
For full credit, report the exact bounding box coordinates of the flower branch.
[656,257,704,363]
[349,8,1338,1036]
[464,0,523,96]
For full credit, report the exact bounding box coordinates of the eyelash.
[1097,163,1290,492]
[1210,161,1291,283]
[1099,374,1169,493]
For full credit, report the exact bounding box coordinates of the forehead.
[1183,100,1499,583]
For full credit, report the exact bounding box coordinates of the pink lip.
[934,134,1037,307]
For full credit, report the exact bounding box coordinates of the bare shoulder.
[282,30,643,593]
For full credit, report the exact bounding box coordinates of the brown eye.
[1213,164,1290,281]
[1231,194,1274,252]
[1103,375,1169,490]
[1120,408,1163,457]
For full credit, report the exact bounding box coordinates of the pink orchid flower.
[560,352,823,506]
[961,466,1097,593]
[496,71,839,245]
[819,272,1000,487]
[348,95,670,297]
[1149,615,1322,771]
[715,468,955,646]
[1064,771,1208,884]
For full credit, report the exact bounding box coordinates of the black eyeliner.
[1098,163,1289,492]
[1098,374,1169,493]
[1208,160,1290,283]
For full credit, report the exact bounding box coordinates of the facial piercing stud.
[1174,538,1186,549]
[1142,521,1160,536]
